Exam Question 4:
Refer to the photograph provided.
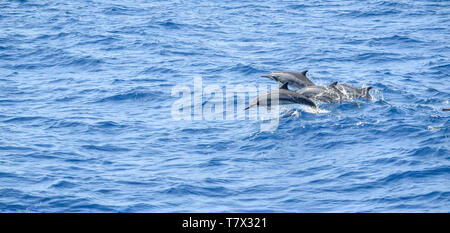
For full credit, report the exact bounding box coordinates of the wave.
[95,89,166,103]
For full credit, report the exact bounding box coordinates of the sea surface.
[0,0,449,212]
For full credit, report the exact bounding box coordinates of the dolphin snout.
[261,74,272,78]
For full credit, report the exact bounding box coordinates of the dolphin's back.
[286,71,315,86]
[335,83,372,99]
[278,89,317,108]
[297,86,328,97]
[273,71,315,89]
[297,85,342,103]
[245,89,316,110]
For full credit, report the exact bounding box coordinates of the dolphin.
[334,83,372,100]
[296,82,343,103]
[261,70,315,90]
[245,83,316,110]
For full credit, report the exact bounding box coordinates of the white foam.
[302,105,330,114]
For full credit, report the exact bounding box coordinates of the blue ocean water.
[0,0,449,212]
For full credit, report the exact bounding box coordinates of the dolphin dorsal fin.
[328,81,338,87]
[300,70,308,76]
[280,82,289,90]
